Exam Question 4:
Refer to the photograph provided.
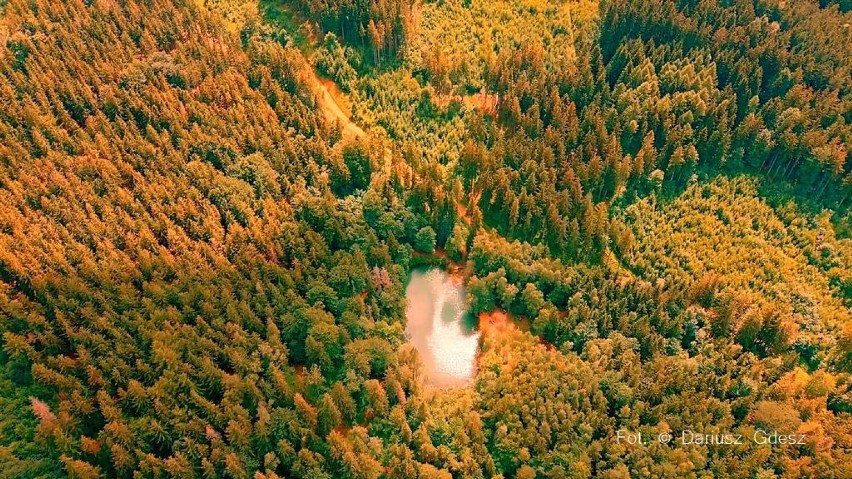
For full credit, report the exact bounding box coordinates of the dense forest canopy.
[0,0,850,478]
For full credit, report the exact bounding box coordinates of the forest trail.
[298,57,366,140]
[197,0,354,135]
[296,54,398,171]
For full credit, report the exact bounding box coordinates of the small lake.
[405,268,480,388]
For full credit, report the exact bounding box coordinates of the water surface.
[405,269,479,388]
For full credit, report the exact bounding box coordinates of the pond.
[404,268,480,388]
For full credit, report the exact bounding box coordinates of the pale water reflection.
[405,269,480,388]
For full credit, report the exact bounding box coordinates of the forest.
[0,0,849,478]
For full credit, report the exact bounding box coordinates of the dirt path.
[299,60,366,140]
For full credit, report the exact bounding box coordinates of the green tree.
[414,226,437,254]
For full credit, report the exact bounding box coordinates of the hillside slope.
[0,0,447,476]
